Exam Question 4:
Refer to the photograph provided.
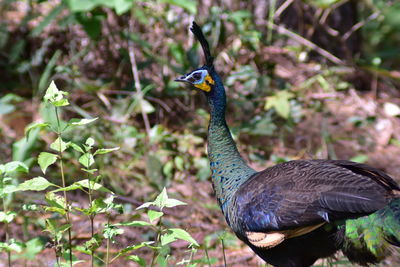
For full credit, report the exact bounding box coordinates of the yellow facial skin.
[194,74,215,92]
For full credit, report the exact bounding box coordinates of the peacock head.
[175,67,215,92]
[175,22,216,93]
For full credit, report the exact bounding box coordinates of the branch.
[268,22,345,65]
[128,20,151,137]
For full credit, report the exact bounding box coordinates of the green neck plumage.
[206,70,256,215]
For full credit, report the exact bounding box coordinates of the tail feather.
[342,198,400,265]
[379,198,400,246]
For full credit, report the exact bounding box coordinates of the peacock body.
[176,22,400,267]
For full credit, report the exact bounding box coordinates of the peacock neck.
[206,71,256,216]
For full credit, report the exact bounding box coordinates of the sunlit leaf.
[154,187,169,209]
[126,255,147,267]
[114,0,133,15]
[4,161,29,174]
[69,117,98,126]
[115,221,152,227]
[50,137,69,152]
[148,210,163,223]
[17,177,56,191]
[265,91,294,119]
[85,137,95,147]
[79,153,94,168]
[158,0,197,14]
[164,198,186,208]
[136,202,154,210]
[75,179,112,193]
[103,224,124,239]
[24,122,49,139]
[67,0,98,12]
[93,147,120,156]
[0,211,16,223]
[69,142,84,153]
[38,152,58,174]
[161,228,198,247]
[44,81,69,107]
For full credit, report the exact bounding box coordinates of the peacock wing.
[233,160,398,234]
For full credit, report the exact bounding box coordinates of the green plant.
[0,161,29,266]
[15,81,120,266]
[2,81,200,266]
[98,187,199,266]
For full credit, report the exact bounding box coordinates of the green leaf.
[84,233,103,251]
[158,0,197,14]
[38,50,62,95]
[68,117,98,126]
[24,122,49,138]
[103,224,124,239]
[15,238,45,260]
[45,219,71,237]
[115,221,152,227]
[43,81,69,107]
[67,0,98,12]
[75,179,112,193]
[164,198,187,208]
[4,161,29,174]
[45,192,67,211]
[17,177,56,191]
[139,99,155,114]
[31,4,65,37]
[51,183,83,193]
[0,211,16,223]
[136,201,154,210]
[126,255,147,267]
[93,147,120,155]
[265,91,294,119]
[154,187,169,209]
[69,142,84,153]
[38,152,58,174]
[50,137,69,152]
[161,228,198,247]
[174,156,184,171]
[5,239,25,253]
[114,0,133,15]
[85,137,95,147]
[79,153,94,168]
[148,210,163,223]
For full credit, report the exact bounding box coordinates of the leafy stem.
[54,106,73,267]
[1,172,11,267]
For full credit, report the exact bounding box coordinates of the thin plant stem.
[150,219,162,267]
[221,238,227,267]
[106,215,110,267]
[2,179,11,267]
[186,248,196,267]
[55,106,73,267]
[267,0,276,44]
[86,154,95,267]
[54,246,60,267]
[204,244,212,267]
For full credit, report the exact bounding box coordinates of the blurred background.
[0,0,400,266]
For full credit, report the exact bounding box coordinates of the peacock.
[175,22,400,267]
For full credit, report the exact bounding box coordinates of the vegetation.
[0,0,399,266]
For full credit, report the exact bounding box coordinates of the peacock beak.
[174,75,190,83]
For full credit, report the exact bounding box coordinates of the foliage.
[0,82,199,266]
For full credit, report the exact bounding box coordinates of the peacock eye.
[192,72,202,80]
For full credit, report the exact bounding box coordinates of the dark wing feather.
[232,160,398,233]
[190,22,214,67]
